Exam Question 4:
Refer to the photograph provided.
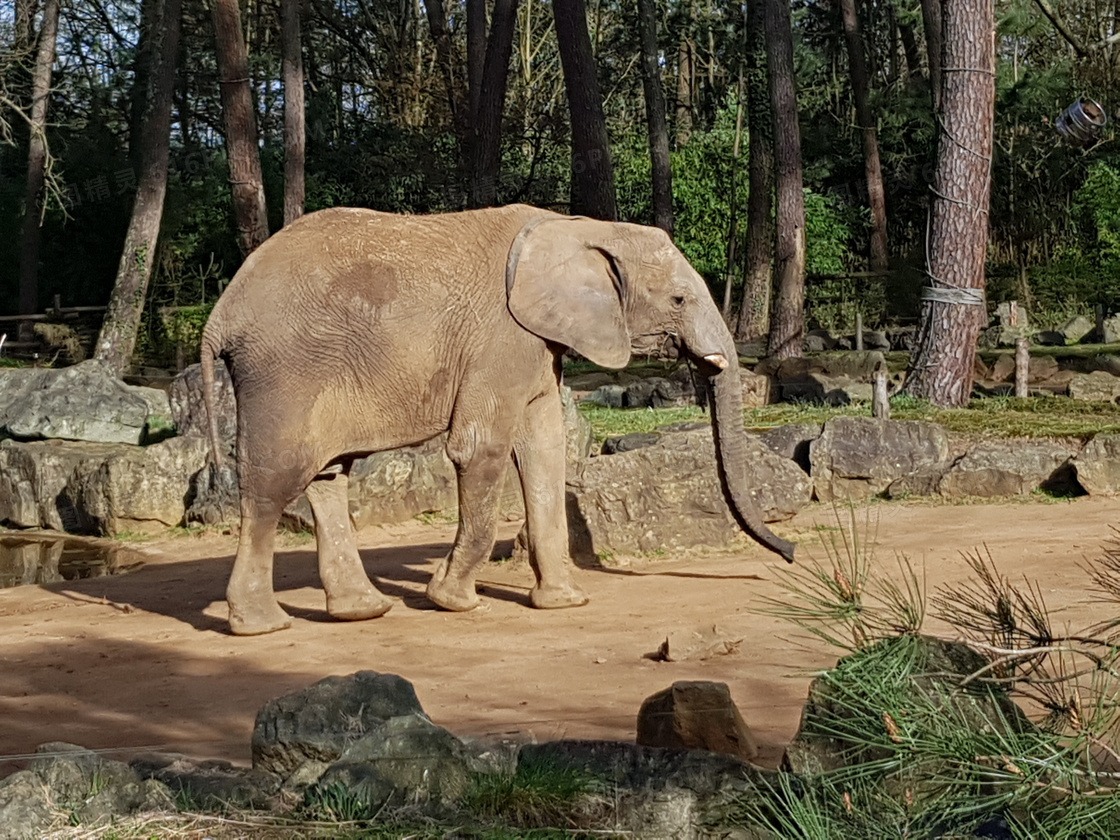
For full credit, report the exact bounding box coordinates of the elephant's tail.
[199,329,225,468]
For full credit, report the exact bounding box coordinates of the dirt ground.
[1,496,1117,780]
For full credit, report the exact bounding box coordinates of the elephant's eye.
[671,295,685,307]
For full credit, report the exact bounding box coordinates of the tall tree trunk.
[94,0,183,375]
[904,0,994,407]
[281,0,305,226]
[840,0,888,273]
[764,0,806,359]
[736,0,773,343]
[721,81,744,319]
[211,0,270,257]
[675,24,693,146]
[466,0,486,122]
[17,0,60,317]
[554,0,618,220]
[920,0,943,111]
[470,0,518,208]
[636,0,673,235]
[899,21,923,80]
[423,0,469,140]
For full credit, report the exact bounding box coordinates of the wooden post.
[1015,336,1029,398]
[855,311,864,351]
[873,369,890,419]
[1097,304,1105,342]
[52,294,61,315]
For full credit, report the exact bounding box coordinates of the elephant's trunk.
[707,352,795,562]
[680,302,795,563]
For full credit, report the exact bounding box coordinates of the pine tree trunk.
[636,0,673,235]
[281,0,305,226]
[736,0,773,344]
[675,32,693,146]
[840,0,888,273]
[764,0,806,360]
[469,0,518,208]
[211,0,270,256]
[921,0,943,111]
[554,0,618,220]
[94,0,183,375]
[904,0,994,407]
[17,0,60,317]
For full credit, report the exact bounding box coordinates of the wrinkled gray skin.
[201,204,795,636]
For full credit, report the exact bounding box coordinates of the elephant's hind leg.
[426,438,511,612]
[228,494,293,636]
[305,472,395,620]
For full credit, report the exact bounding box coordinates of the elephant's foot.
[228,599,292,636]
[426,562,481,612]
[530,581,590,610]
[326,586,396,621]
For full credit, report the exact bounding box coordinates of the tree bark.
[904,0,994,407]
[17,0,60,317]
[94,0,183,375]
[423,0,469,140]
[466,0,486,123]
[840,0,888,273]
[764,0,806,359]
[211,0,270,257]
[636,0,673,235]
[736,0,773,343]
[675,27,693,146]
[281,0,305,226]
[470,0,518,208]
[554,0,618,220]
[920,0,943,111]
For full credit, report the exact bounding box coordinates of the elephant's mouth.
[630,332,681,361]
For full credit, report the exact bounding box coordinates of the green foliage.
[1074,162,1120,263]
[463,756,602,829]
[576,404,708,443]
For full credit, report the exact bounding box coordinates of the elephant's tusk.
[703,354,729,370]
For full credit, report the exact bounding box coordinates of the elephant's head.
[506,215,796,563]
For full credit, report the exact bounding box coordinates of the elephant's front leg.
[426,435,512,611]
[514,389,589,609]
[305,472,396,621]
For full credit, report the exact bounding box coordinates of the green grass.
[577,403,708,442]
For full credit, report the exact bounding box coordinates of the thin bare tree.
[636,0,673,235]
[281,0,305,226]
[17,0,60,317]
[840,0,888,273]
[470,0,519,207]
[736,0,773,344]
[211,0,270,256]
[95,0,184,374]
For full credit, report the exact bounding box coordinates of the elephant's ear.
[506,216,631,369]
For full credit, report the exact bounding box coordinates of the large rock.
[0,772,55,840]
[131,752,280,808]
[311,713,473,813]
[1074,433,1120,496]
[1069,370,1120,402]
[809,418,950,501]
[0,361,167,445]
[168,361,236,444]
[567,427,809,560]
[20,743,175,830]
[637,681,758,761]
[0,437,207,533]
[760,423,822,474]
[938,439,1079,498]
[252,671,426,778]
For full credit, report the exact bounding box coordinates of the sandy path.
[1,496,1115,777]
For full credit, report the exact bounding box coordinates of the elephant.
[199,203,795,636]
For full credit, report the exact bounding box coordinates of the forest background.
[1,0,1118,381]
